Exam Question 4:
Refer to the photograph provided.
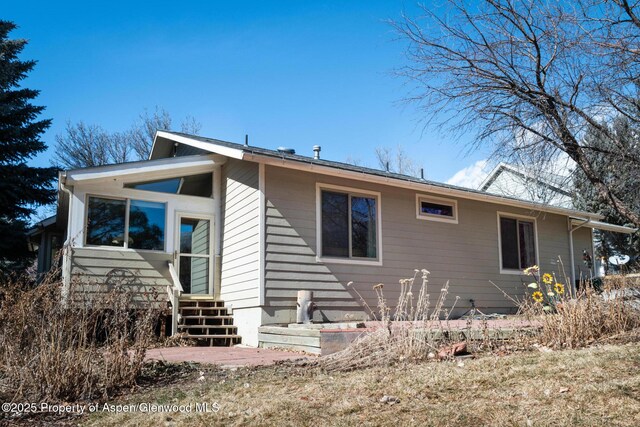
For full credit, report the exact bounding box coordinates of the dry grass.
[0,267,163,403]
[82,343,640,427]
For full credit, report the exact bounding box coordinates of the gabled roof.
[150,131,618,224]
[478,162,572,196]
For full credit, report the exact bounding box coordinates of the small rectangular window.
[416,195,458,223]
[499,214,537,271]
[320,188,379,260]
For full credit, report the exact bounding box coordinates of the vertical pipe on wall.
[213,164,223,298]
[59,174,74,303]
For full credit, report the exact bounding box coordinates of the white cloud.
[446,159,490,189]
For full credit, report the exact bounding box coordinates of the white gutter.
[244,153,604,220]
[65,154,225,183]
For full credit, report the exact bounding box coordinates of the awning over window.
[570,217,637,234]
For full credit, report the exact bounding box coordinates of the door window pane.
[128,200,165,250]
[321,191,349,257]
[351,196,377,258]
[86,197,126,247]
[179,256,209,294]
[180,218,210,254]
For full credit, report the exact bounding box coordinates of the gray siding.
[263,165,585,324]
[70,247,172,303]
[220,159,260,308]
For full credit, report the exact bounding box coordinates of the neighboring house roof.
[479,162,571,195]
[148,130,610,223]
[478,162,574,209]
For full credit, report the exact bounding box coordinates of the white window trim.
[84,194,168,253]
[315,183,383,266]
[416,194,458,224]
[497,211,540,275]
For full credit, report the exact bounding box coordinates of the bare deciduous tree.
[53,121,111,169]
[54,106,202,168]
[375,145,421,176]
[393,0,640,226]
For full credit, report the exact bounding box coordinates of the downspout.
[59,173,74,302]
[569,218,591,296]
[212,160,226,298]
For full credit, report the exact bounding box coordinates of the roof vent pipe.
[245,134,249,147]
[420,168,424,180]
[313,145,321,160]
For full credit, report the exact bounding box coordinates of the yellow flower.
[554,283,565,295]
[532,291,544,303]
[542,273,553,285]
[523,265,539,275]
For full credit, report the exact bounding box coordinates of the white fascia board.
[244,153,604,221]
[64,154,225,184]
[570,217,637,234]
[477,162,507,190]
[155,131,245,160]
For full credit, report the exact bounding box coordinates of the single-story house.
[54,131,636,346]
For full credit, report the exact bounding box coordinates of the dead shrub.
[321,269,460,372]
[0,266,163,403]
[508,262,640,349]
[537,282,640,348]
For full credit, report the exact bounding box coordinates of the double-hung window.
[498,213,537,272]
[85,196,166,251]
[318,185,380,263]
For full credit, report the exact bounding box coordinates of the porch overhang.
[60,153,227,185]
[570,217,637,234]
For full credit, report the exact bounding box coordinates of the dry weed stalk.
[322,269,458,372]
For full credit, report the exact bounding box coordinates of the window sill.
[499,268,526,276]
[80,245,168,254]
[416,214,458,224]
[317,256,383,266]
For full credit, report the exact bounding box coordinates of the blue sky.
[6,0,491,184]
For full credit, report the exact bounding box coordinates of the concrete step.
[258,326,321,355]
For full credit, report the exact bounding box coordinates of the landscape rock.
[437,342,468,359]
[380,395,401,405]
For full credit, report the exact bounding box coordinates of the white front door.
[176,214,214,295]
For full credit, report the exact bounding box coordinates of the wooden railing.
[167,261,184,336]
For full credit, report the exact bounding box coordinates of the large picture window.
[320,187,379,261]
[499,214,537,271]
[86,196,166,251]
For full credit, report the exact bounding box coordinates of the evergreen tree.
[0,21,56,274]
[574,116,640,269]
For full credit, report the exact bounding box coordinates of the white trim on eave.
[155,131,245,160]
[244,153,603,221]
[63,154,226,184]
[149,132,603,221]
